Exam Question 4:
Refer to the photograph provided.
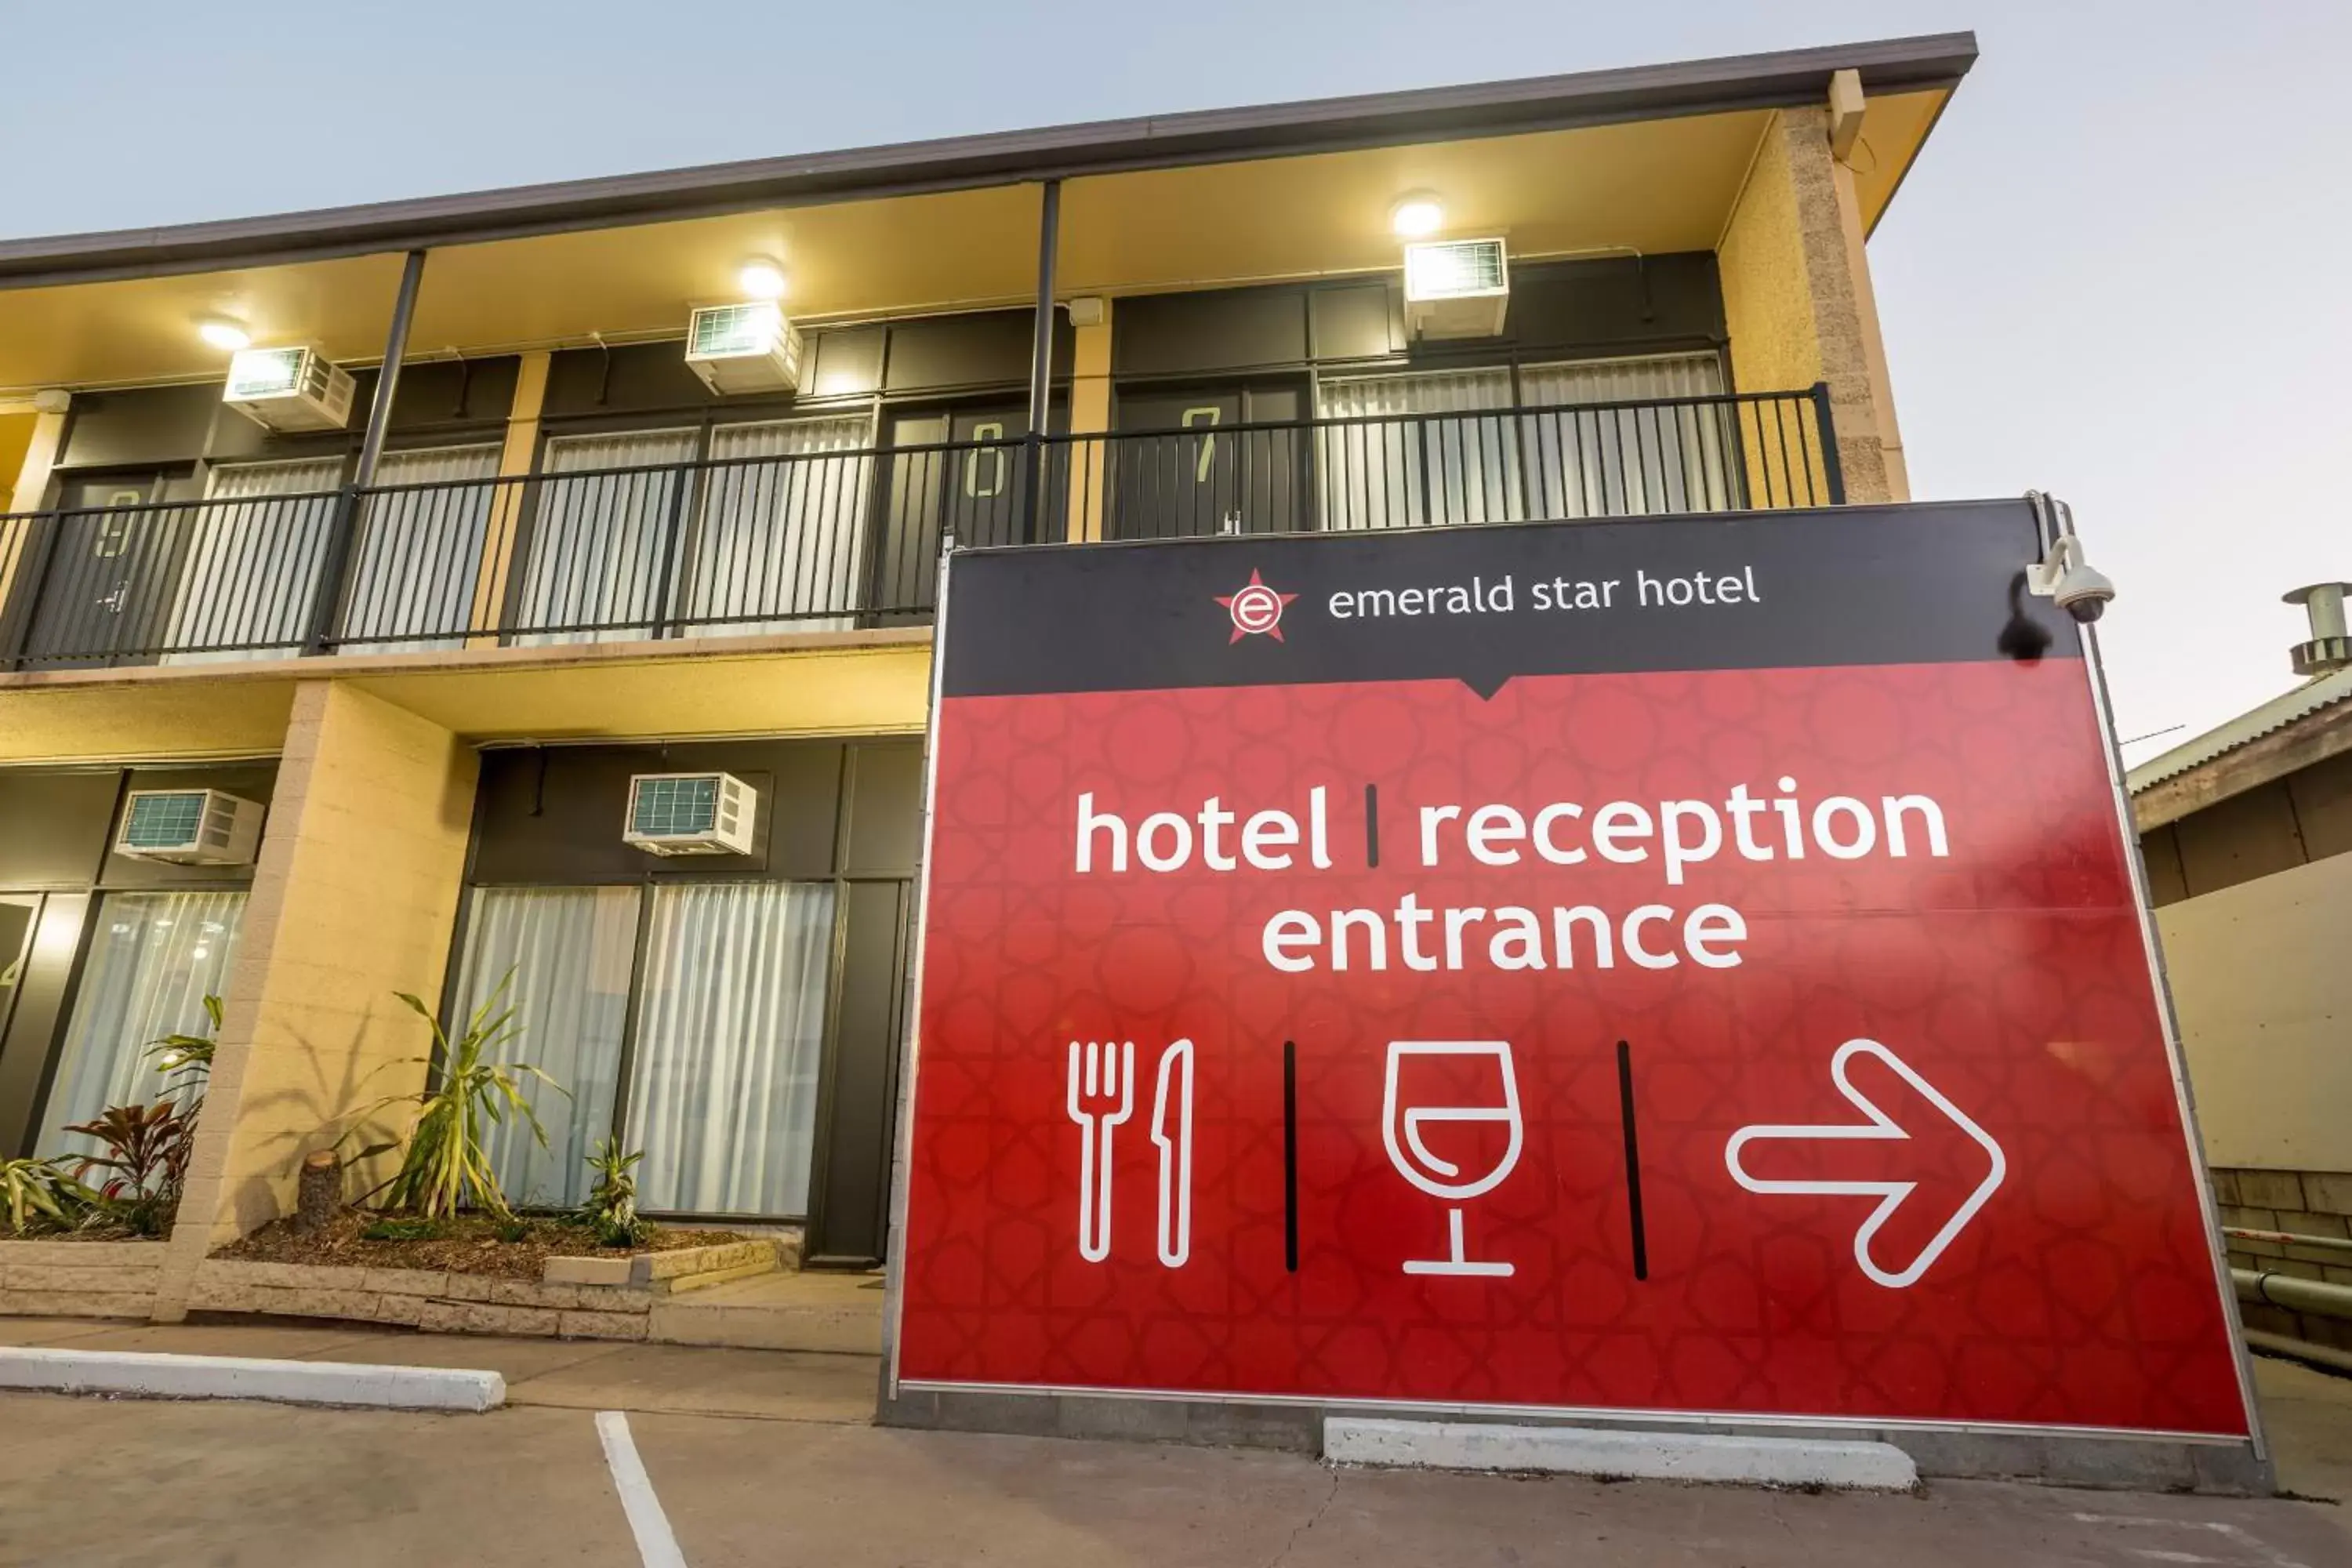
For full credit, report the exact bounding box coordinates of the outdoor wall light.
[1389,194,1445,238]
[737,256,789,300]
[195,315,252,350]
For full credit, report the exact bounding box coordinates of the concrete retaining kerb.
[0,1347,505,1412]
[1324,1417,1919,1490]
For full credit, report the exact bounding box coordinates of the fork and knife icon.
[1065,1038,1193,1267]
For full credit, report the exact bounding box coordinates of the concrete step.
[646,1269,884,1354]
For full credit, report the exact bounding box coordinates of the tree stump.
[295,1150,340,1234]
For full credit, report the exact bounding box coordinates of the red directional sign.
[892,504,2254,1440]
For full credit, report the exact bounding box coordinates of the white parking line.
[597,1410,688,1568]
[2070,1513,2310,1568]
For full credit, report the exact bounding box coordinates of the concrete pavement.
[0,1315,2347,1566]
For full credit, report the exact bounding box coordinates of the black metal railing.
[0,386,1837,669]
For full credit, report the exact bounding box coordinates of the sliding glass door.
[36,891,245,1159]
[447,878,838,1218]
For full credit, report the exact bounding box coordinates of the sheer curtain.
[162,458,345,662]
[339,444,503,653]
[452,886,641,1208]
[513,430,699,645]
[683,416,875,637]
[626,881,836,1217]
[1316,368,1519,531]
[1517,353,1733,519]
[38,891,245,1159]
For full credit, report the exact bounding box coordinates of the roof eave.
[0,31,1975,289]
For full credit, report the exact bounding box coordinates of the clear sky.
[5,1,2346,757]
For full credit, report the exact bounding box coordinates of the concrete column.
[1716,105,1905,503]
[1063,301,1112,542]
[154,681,477,1318]
[467,350,550,645]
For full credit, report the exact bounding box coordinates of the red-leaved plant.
[64,1100,198,1236]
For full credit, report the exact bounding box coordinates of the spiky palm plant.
[0,1156,96,1235]
[353,972,562,1221]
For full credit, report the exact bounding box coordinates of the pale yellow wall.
[158,681,477,1308]
[1716,107,1900,504]
[469,350,550,641]
[0,413,34,502]
[0,408,69,617]
[2162,852,2352,1172]
[1064,306,1112,543]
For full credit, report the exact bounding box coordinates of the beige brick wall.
[2214,1166,2352,1352]
[1717,107,1905,504]
[157,681,477,1313]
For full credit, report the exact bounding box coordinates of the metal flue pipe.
[2234,1267,2352,1322]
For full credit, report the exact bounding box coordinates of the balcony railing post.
[1809,381,1845,506]
[648,457,696,638]
[303,487,365,655]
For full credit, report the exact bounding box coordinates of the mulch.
[211,1210,750,1280]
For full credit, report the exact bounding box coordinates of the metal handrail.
[0,384,1839,669]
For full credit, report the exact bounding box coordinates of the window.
[686,416,876,636]
[448,887,640,1209]
[514,430,699,644]
[339,444,505,653]
[625,881,836,1215]
[1314,352,1733,530]
[1517,354,1736,518]
[1317,366,1518,531]
[161,458,344,663]
[37,891,245,1157]
[446,879,838,1218]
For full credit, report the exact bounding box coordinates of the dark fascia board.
[0,32,1973,290]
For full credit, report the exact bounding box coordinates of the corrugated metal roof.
[2127,665,2352,793]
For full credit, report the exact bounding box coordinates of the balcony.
[0,386,1835,670]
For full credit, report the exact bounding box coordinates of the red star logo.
[1215,569,1299,644]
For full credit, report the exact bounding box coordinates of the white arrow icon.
[1725,1039,2005,1290]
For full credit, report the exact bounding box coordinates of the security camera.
[2027,532,2116,624]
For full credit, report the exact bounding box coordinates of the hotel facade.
[0,35,1968,1312]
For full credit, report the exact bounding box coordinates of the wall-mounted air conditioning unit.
[1403,238,1511,340]
[114,789,266,866]
[222,346,356,432]
[622,772,757,857]
[684,303,804,395]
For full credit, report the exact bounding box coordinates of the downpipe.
[2234,1266,2352,1322]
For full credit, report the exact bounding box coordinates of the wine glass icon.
[1382,1041,1523,1278]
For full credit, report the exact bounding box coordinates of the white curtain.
[685,416,875,636]
[38,891,245,1159]
[626,881,836,1217]
[339,444,503,653]
[161,458,344,663]
[1518,352,1733,519]
[1316,368,1518,530]
[514,430,699,645]
[452,886,641,1209]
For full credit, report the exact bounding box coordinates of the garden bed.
[215,1210,747,1280]
[193,1227,792,1341]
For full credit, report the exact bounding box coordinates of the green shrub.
[578,1139,655,1249]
